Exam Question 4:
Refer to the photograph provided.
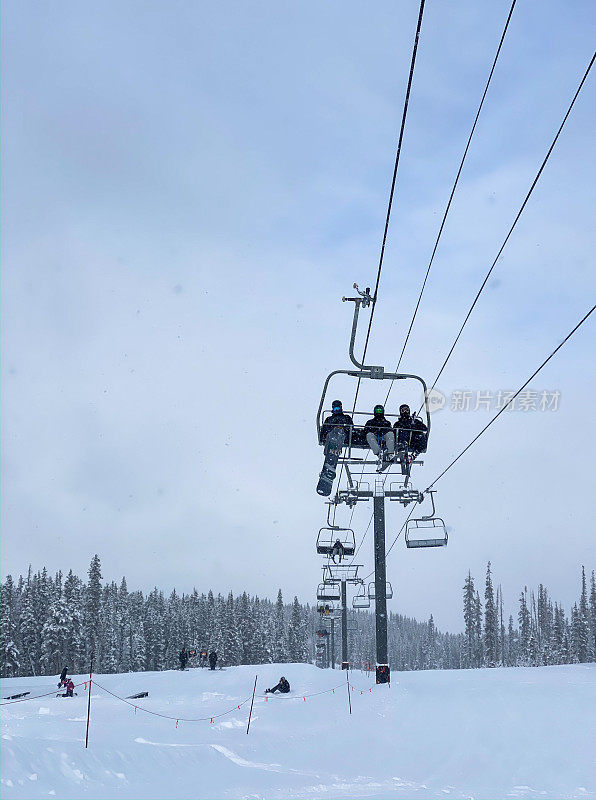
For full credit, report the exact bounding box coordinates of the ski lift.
[316,527,356,560]
[316,583,341,602]
[317,602,339,616]
[316,285,430,492]
[367,581,393,600]
[352,585,370,609]
[405,491,448,549]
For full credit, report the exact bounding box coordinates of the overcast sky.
[2,0,595,632]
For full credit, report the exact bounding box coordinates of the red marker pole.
[246,675,258,735]
[85,653,94,748]
[346,670,352,715]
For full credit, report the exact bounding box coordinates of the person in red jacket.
[61,678,75,698]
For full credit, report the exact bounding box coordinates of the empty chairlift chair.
[352,585,370,609]
[404,491,448,548]
[316,583,341,602]
[367,581,393,600]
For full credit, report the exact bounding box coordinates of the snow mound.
[1,662,595,799]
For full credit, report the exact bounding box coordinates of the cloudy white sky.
[2,0,594,631]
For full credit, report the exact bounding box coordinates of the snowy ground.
[1,662,595,799]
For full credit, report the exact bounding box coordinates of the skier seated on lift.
[364,405,395,465]
[393,404,428,458]
[320,400,353,447]
[265,676,290,694]
[331,539,345,564]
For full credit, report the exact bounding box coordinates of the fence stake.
[85,653,93,748]
[346,670,352,715]
[246,675,258,735]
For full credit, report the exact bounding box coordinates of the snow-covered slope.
[1,662,595,799]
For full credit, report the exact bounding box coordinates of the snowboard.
[316,428,345,496]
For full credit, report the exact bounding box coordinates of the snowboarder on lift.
[317,400,353,496]
[179,647,189,671]
[393,404,428,459]
[265,676,290,694]
[208,650,218,670]
[331,539,345,563]
[364,405,395,469]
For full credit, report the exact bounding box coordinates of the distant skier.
[265,676,290,694]
[58,666,68,688]
[60,678,75,698]
[317,400,354,496]
[208,650,218,670]
[364,405,395,467]
[200,649,208,668]
[179,648,189,671]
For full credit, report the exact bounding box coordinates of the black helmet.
[331,400,343,412]
[399,404,410,415]
[374,404,384,416]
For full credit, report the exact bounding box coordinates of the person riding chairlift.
[320,400,353,446]
[331,539,345,564]
[364,404,395,469]
[393,404,428,460]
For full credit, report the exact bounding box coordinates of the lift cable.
[333,0,426,500]
[423,50,595,405]
[351,0,426,415]
[423,302,595,492]
[384,0,518,407]
[351,0,518,556]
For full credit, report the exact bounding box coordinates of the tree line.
[1,555,594,678]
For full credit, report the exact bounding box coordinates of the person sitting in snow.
[61,678,75,698]
[265,676,290,694]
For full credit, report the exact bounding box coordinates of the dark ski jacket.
[364,415,392,437]
[394,414,427,450]
[208,651,218,667]
[268,677,290,694]
[179,650,188,668]
[60,667,68,683]
[320,410,353,442]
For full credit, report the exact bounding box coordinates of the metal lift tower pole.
[373,480,390,683]
[341,580,349,669]
[330,618,335,669]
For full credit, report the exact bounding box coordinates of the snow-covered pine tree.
[518,588,531,666]
[223,591,242,666]
[576,566,590,663]
[63,570,85,672]
[273,589,288,663]
[41,594,70,675]
[462,572,476,669]
[84,555,103,666]
[0,576,21,677]
[484,562,498,666]
[589,570,596,660]
[473,591,483,667]
[287,596,308,663]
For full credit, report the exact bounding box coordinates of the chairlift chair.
[316,285,431,488]
[352,585,370,609]
[316,528,356,560]
[405,491,448,549]
[367,581,393,600]
[316,583,341,602]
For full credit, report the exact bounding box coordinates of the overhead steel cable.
[351,0,426,414]
[423,303,595,492]
[423,50,595,404]
[384,0,518,406]
[333,0,426,500]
